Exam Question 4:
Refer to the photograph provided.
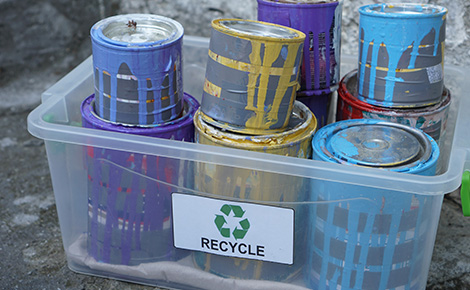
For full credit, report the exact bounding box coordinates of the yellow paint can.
[193,101,316,281]
[201,18,306,135]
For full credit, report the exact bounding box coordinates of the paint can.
[257,0,342,95]
[297,91,332,129]
[193,101,317,280]
[81,92,199,265]
[91,14,184,126]
[358,3,447,108]
[200,18,305,135]
[308,119,439,290]
[337,69,451,146]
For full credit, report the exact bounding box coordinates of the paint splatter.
[12,214,39,226]
[13,195,55,210]
[0,137,17,149]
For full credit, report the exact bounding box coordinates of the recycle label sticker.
[172,193,294,264]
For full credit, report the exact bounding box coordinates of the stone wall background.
[118,0,470,67]
[1,0,467,110]
[0,0,468,83]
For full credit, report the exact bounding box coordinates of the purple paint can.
[297,91,331,128]
[91,14,184,126]
[81,93,199,265]
[258,0,342,95]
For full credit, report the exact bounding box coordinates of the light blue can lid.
[328,124,424,167]
[313,119,438,175]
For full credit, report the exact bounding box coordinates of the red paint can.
[337,70,451,145]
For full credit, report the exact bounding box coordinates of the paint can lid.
[91,14,184,47]
[321,121,433,169]
[359,3,447,18]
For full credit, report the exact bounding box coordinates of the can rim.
[339,70,451,114]
[296,85,338,97]
[82,93,198,131]
[199,112,295,136]
[257,0,340,8]
[359,3,447,19]
[212,18,305,42]
[313,119,439,173]
[91,14,184,49]
[195,101,317,149]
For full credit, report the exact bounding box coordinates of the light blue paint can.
[308,119,440,290]
[358,4,447,108]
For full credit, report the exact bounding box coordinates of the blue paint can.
[91,14,184,126]
[358,4,447,108]
[308,119,439,290]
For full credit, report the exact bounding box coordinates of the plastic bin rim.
[27,105,466,196]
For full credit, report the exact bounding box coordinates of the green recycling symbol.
[214,204,250,240]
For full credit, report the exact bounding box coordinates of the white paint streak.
[12,214,39,226]
[13,195,54,210]
[23,247,36,258]
[0,137,17,149]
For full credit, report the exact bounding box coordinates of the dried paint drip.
[200,18,305,134]
[258,0,341,129]
[258,0,342,95]
[308,119,439,290]
[337,69,451,146]
[81,93,199,266]
[193,101,317,280]
[91,14,184,126]
[358,4,447,108]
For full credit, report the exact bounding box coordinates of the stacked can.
[91,14,184,126]
[194,19,317,280]
[194,101,317,280]
[308,3,448,289]
[308,119,440,290]
[200,18,305,134]
[83,14,199,266]
[338,4,449,143]
[357,4,447,108]
[337,70,451,146]
[258,0,343,128]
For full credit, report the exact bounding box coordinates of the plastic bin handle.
[461,171,470,216]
